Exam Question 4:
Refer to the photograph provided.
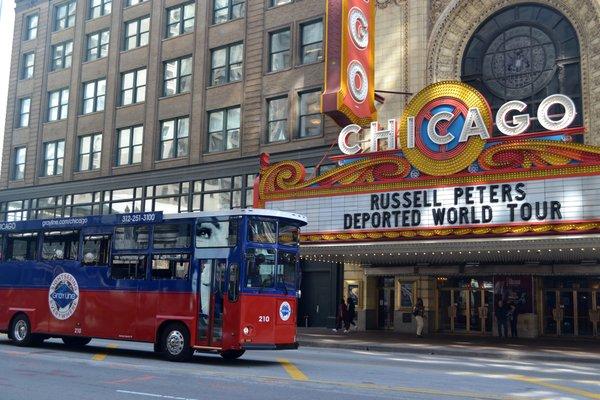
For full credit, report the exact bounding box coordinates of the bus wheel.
[11,314,34,347]
[62,337,92,347]
[161,323,193,362]
[220,350,245,360]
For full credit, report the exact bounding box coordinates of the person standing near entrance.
[495,300,509,338]
[347,297,357,331]
[413,298,425,338]
[333,298,348,332]
[508,301,520,338]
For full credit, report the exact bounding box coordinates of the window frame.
[212,0,245,25]
[54,0,76,31]
[116,125,144,166]
[159,116,190,160]
[268,28,291,73]
[123,16,150,50]
[297,88,323,138]
[163,56,193,97]
[17,97,31,128]
[82,78,107,115]
[300,19,324,65]
[6,233,38,261]
[166,2,196,38]
[88,0,112,19]
[24,14,38,41]
[120,68,147,106]
[86,29,110,61]
[210,42,243,86]
[151,253,191,280]
[77,133,102,172]
[126,0,147,6]
[47,88,69,122]
[266,96,288,143]
[207,106,241,153]
[110,254,147,280]
[43,140,65,177]
[269,0,292,7]
[21,52,35,80]
[82,234,111,265]
[41,230,80,261]
[12,147,26,181]
[50,41,73,71]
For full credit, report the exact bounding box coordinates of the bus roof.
[164,208,307,225]
[0,208,307,233]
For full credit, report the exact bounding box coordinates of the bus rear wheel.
[10,314,40,347]
[62,337,92,347]
[220,350,245,360]
[161,323,193,362]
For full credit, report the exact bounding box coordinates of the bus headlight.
[243,327,250,335]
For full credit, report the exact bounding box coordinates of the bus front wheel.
[220,350,245,360]
[62,337,92,346]
[161,323,193,362]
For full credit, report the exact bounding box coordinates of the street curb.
[298,340,600,365]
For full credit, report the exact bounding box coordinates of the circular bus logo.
[279,301,292,321]
[48,273,80,320]
[398,81,493,176]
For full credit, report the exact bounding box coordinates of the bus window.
[110,254,146,280]
[278,223,299,246]
[245,248,276,289]
[151,254,190,280]
[248,218,276,244]
[42,230,79,260]
[114,225,149,250]
[196,217,238,247]
[82,235,111,265]
[228,263,239,301]
[6,233,38,261]
[276,251,297,290]
[153,224,191,249]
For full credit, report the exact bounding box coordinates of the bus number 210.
[258,315,270,323]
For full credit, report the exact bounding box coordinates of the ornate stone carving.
[376,0,404,9]
[429,0,451,27]
[426,0,600,145]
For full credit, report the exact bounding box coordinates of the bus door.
[197,259,227,347]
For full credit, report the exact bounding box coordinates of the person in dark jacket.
[346,297,357,331]
[495,300,509,338]
[509,301,520,338]
[333,298,349,332]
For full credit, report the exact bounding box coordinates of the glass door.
[454,290,468,332]
[377,277,395,330]
[197,259,227,347]
[543,290,557,335]
[559,291,575,336]
[577,291,593,336]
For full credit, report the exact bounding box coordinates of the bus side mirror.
[297,290,302,299]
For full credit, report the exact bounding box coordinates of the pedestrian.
[495,299,508,338]
[346,297,356,331]
[333,298,348,332]
[509,301,520,338]
[413,298,425,338]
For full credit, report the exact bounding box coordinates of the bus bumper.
[242,342,299,350]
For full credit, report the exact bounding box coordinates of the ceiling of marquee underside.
[299,234,600,266]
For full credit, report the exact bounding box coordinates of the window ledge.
[162,31,194,43]
[116,101,145,110]
[206,80,243,90]
[79,110,105,117]
[113,163,142,170]
[203,148,240,156]
[158,92,191,101]
[295,60,324,69]
[265,67,292,76]
[81,57,108,66]
[120,44,149,54]
[155,156,189,163]
[210,16,245,27]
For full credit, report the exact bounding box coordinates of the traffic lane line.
[509,374,600,399]
[277,358,309,381]
[116,389,197,400]
[92,343,119,361]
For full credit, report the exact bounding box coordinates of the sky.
[0,0,16,172]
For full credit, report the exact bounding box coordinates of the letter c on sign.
[338,124,362,155]
[537,94,577,131]
[427,111,455,145]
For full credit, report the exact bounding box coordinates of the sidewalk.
[297,327,600,364]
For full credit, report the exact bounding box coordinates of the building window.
[86,30,110,61]
[192,176,246,211]
[270,0,292,7]
[17,98,31,128]
[116,125,143,166]
[462,4,583,136]
[160,116,189,159]
[21,52,35,79]
[54,0,76,31]
[51,41,73,71]
[210,43,243,85]
[82,78,106,114]
[34,196,64,219]
[267,97,288,142]
[298,89,322,138]
[12,147,26,181]
[24,14,38,40]
[208,106,240,153]
[146,183,189,213]
[43,140,65,176]
[121,68,146,105]
[89,0,112,19]
[300,20,323,64]
[78,133,102,171]
[166,2,195,38]
[126,0,147,6]
[124,16,150,50]
[48,88,69,121]
[108,188,143,213]
[269,29,290,72]
[212,0,245,25]
[163,56,192,96]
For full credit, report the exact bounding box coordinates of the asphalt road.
[1,334,599,400]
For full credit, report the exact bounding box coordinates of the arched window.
[462,4,582,137]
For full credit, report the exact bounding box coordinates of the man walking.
[495,300,509,338]
[413,298,425,338]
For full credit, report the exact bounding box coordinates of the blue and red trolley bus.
[0,209,306,361]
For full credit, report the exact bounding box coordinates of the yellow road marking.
[277,358,308,381]
[510,375,600,399]
[92,343,118,361]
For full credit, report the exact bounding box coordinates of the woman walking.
[413,298,425,338]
